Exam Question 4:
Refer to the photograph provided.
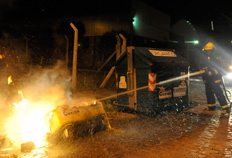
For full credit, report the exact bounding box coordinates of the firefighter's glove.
[202,67,212,76]
[207,71,212,76]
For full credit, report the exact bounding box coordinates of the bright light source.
[194,40,199,44]
[184,40,199,45]
[229,65,232,70]
[132,17,135,24]
[226,72,232,79]
[132,16,139,29]
[211,21,214,31]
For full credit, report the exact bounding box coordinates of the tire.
[62,124,75,143]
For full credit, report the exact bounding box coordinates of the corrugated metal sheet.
[79,0,171,41]
[80,14,131,36]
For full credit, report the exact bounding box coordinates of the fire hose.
[98,70,205,102]
[222,79,232,108]
[97,69,232,110]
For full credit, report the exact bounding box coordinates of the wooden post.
[70,23,78,93]
[127,46,135,109]
[133,68,137,110]
[119,34,126,54]
[116,35,121,60]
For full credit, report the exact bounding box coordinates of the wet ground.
[2,76,232,157]
[45,77,232,158]
[46,107,232,158]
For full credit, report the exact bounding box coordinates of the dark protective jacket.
[201,54,222,84]
[201,52,228,108]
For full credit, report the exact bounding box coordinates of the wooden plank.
[96,51,116,73]
[99,66,115,88]
[133,68,137,110]
[127,46,135,109]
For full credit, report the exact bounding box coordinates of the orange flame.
[8,75,13,85]
[5,90,54,148]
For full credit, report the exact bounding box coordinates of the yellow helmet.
[203,42,216,51]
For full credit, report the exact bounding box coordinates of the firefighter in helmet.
[201,42,230,114]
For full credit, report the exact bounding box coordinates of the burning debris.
[47,102,106,144]
[21,141,35,153]
[0,61,109,157]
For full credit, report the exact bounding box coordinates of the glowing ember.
[7,75,13,85]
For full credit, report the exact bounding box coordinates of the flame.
[8,75,13,85]
[18,90,24,98]
[4,62,71,150]
[5,90,54,148]
[19,109,49,147]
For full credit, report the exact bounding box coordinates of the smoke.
[21,60,72,105]
[0,60,72,148]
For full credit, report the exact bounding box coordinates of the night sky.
[0,0,232,38]
[1,0,231,24]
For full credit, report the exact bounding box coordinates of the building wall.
[171,20,199,41]
[71,0,172,69]
[131,0,170,41]
[79,0,170,42]
[80,13,131,37]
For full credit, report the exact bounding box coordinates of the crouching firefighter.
[201,42,230,115]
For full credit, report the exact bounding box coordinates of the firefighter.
[201,42,230,115]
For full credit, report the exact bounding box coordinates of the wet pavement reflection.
[2,77,232,157]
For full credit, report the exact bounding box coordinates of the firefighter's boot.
[221,105,230,115]
[206,103,216,111]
